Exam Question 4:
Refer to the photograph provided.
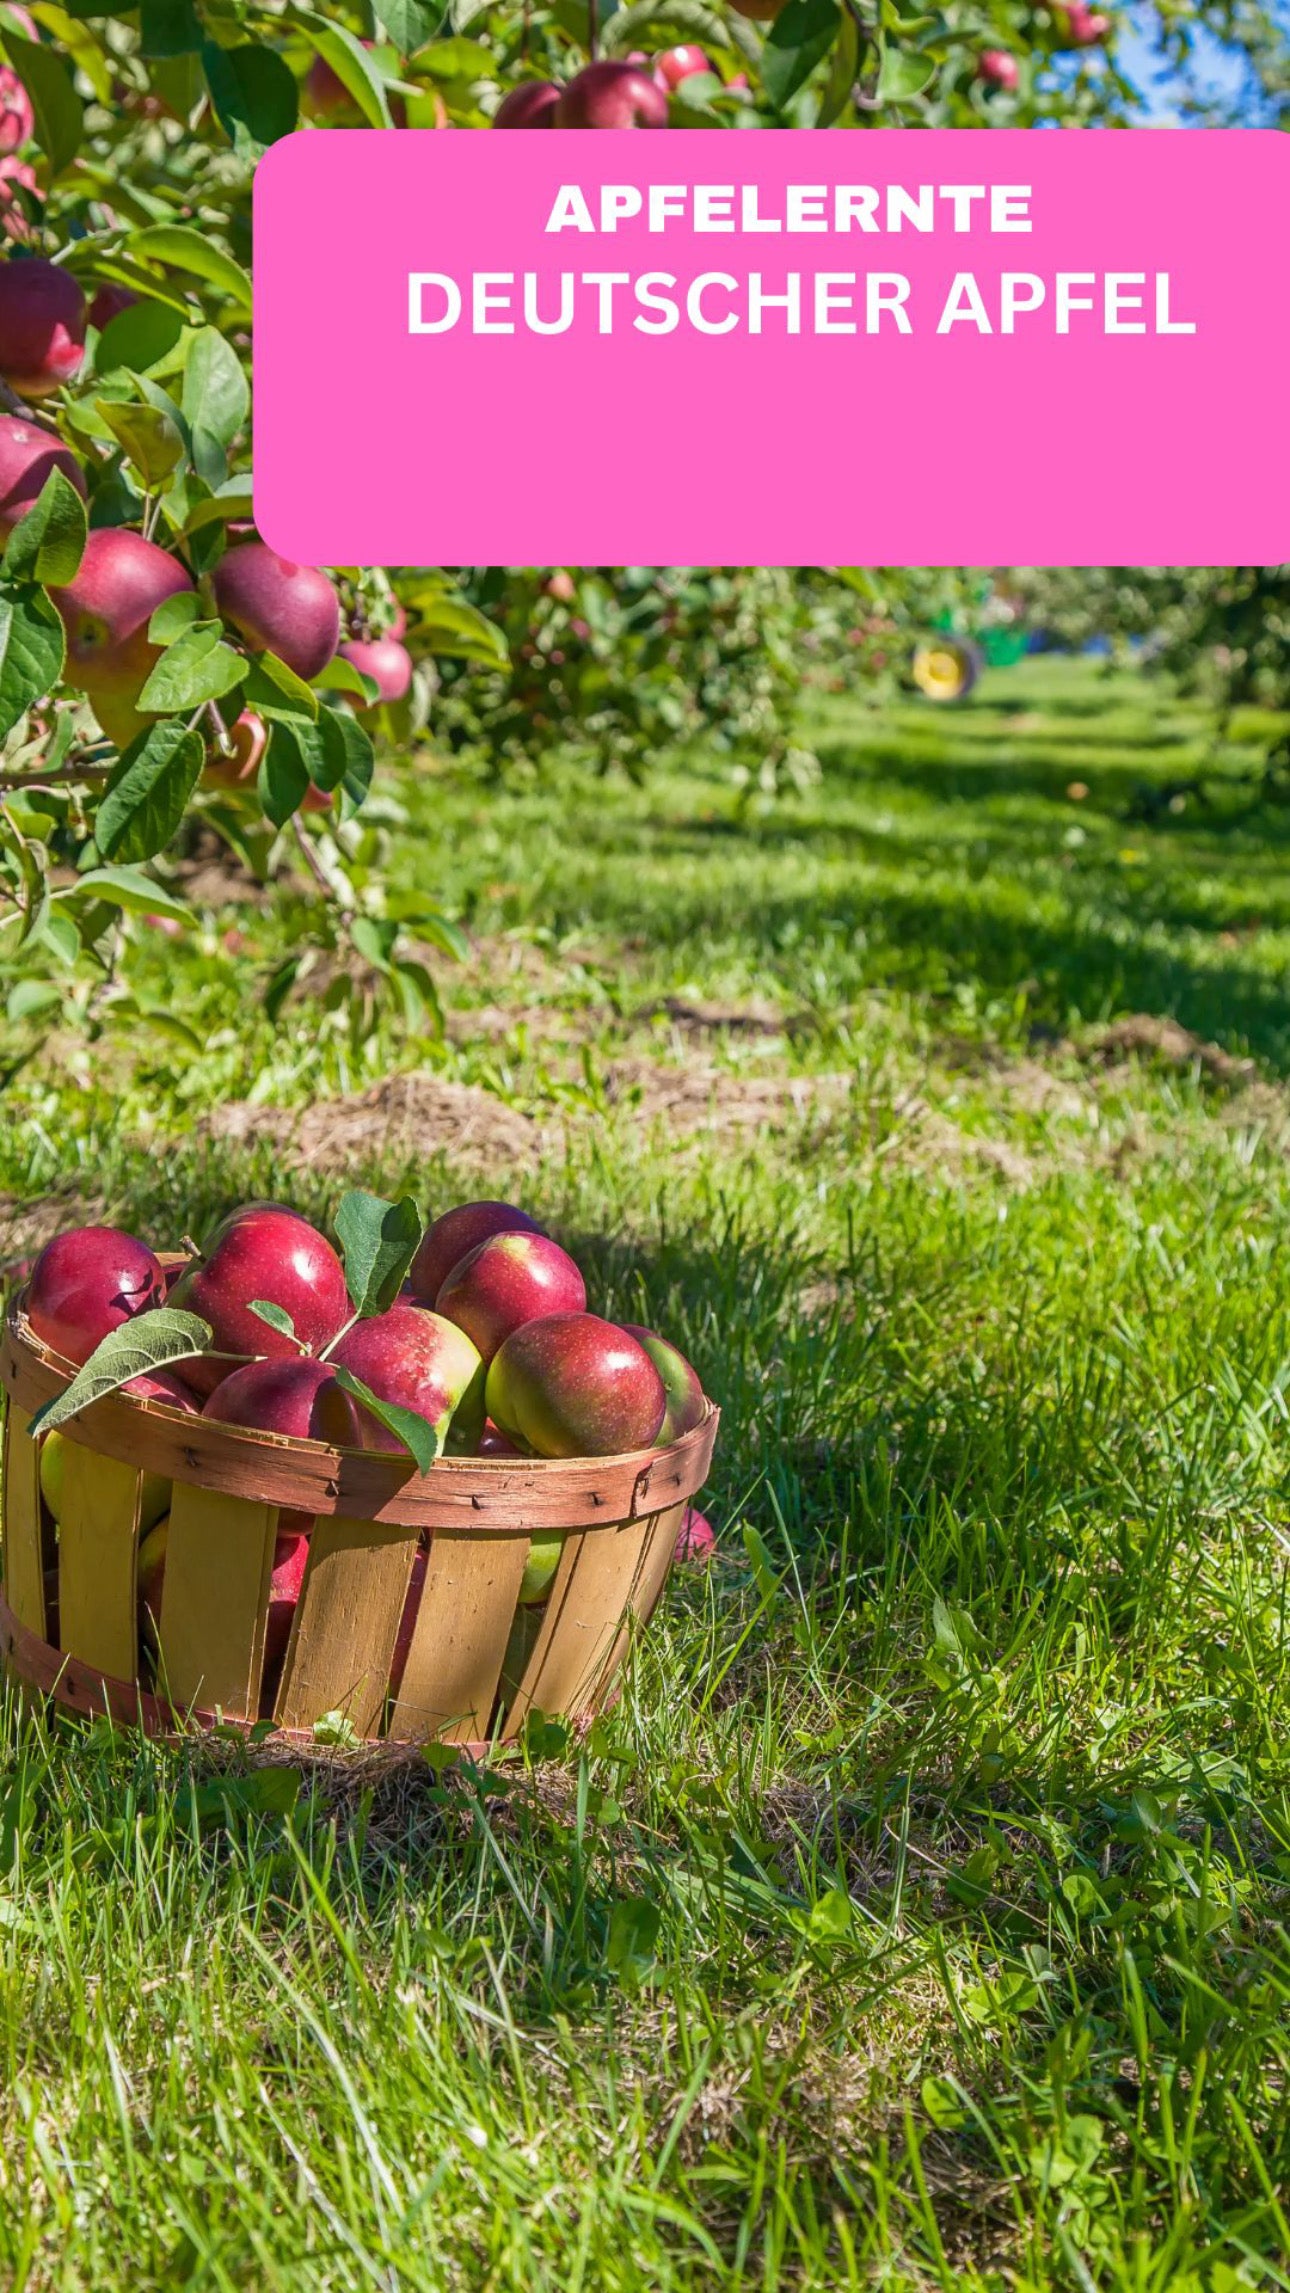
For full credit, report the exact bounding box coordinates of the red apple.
[493,80,560,127]
[619,1325,705,1441]
[408,1200,547,1310]
[477,1417,520,1456]
[728,0,785,18]
[136,1513,169,1648]
[200,1356,363,1445]
[0,256,85,396]
[554,62,669,127]
[435,1232,585,1367]
[167,1206,351,1396]
[0,69,33,159]
[330,1302,485,1454]
[977,49,1019,89]
[674,1506,715,1565]
[0,414,86,536]
[212,543,340,681]
[302,46,367,120]
[1058,2,1109,42]
[485,1313,666,1459]
[88,282,139,332]
[50,528,193,749]
[201,710,266,791]
[26,1223,165,1366]
[262,1520,312,1686]
[338,635,412,708]
[124,1368,201,1412]
[0,156,39,246]
[653,45,711,88]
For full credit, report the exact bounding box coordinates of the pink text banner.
[254,129,1289,566]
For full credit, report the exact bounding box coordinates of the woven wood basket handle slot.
[1,1401,48,1644]
[156,1483,280,1720]
[389,1528,532,1745]
[274,1517,420,1737]
[57,1436,145,1683]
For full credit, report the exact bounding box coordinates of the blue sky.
[1124,0,1290,121]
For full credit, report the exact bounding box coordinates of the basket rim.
[1,1303,719,1532]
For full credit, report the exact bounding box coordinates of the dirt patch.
[634,996,811,1040]
[874,1095,1038,1188]
[602,1058,852,1141]
[204,1071,543,1176]
[1087,1014,1256,1088]
[937,1039,1088,1121]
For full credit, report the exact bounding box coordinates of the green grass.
[4,656,1290,2290]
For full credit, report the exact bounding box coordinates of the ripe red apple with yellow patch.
[212,543,340,681]
[409,1200,547,1310]
[50,528,193,749]
[436,1231,586,1366]
[330,1303,485,1453]
[619,1325,705,1442]
[674,1506,715,1565]
[202,710,266,791]
[486,1313,666,1458]
[0,256,86,396]
[26,1223,165,1365]
[168,1205,351,1396]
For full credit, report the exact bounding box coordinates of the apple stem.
[179,1233,204,1262]
[205,700,235,755]
[319,1311,362,1362]
[587,0,598,59]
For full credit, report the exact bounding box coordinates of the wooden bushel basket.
[0,1299,718,1753]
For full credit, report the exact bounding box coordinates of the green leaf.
[370,0,441,53]
[416,597,508,668]
[247,1299,299,1341]
[606,1896,660,1988]
[59,866,190,924]
[139,0,203,56]
[202,40,299,157]
[137,621,244,712]
[148,589,202,645]
[314,656,380,705]
[289,8,393,124]
[333,1188,423,1317]
[0,27,82,175]
[817,0,859,123]
[94,299,187,378]
[329,1365,439,1473]
[182,328,249,488]
[761,0,841,107]
[314,705,374,808]
[95,721,204,864]
[28,1307,215,1436]
[0,583,64,742]
[876,40,936,99]
[1,469,87,589]
[241,650,319,722]
[129,226,252,313]
[94,397,187,489]
[258,722,309,826]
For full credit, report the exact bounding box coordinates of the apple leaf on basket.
[333,1189,424,1319]
[28,1308,215,1436]
[329,1365,440,1474]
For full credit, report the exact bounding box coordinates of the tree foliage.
[0,0,1285,1067]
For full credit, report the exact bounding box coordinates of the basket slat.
[390,1529,532,1745]
[158,1484,278,1718]
[1,1402,46,1641]
[595,1498,685,1690]
[504,1511,660,1733]
[57,1441,143,1682]
[275,1518,419,1736]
